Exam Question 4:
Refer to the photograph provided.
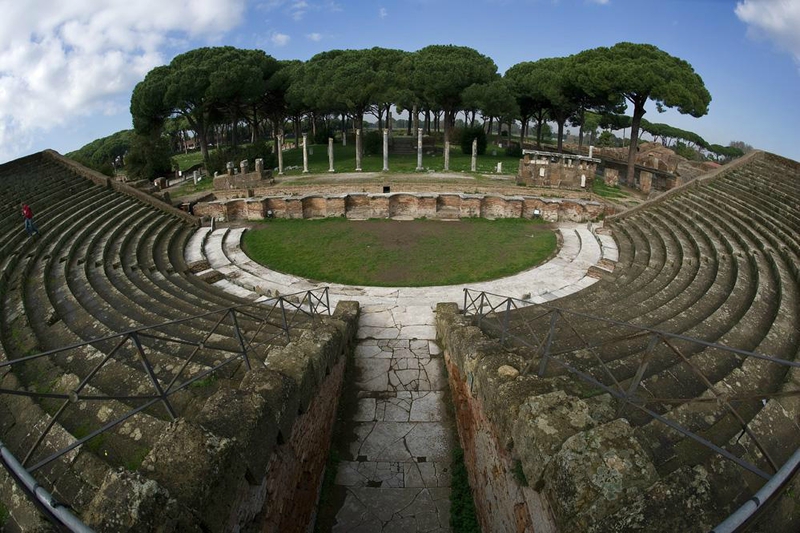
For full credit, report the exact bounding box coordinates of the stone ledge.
[194,191,607,223]
[434,302,750,532]
[83,301,360,532]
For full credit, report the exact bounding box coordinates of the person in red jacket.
[21,203,40,237]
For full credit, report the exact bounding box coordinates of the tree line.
[126,42,714,182]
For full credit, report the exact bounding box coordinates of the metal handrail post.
[229,309,252,371]
[279,298,291,342]
[501,298,512,344]
[130,332,177,420]
[537,311,559,377]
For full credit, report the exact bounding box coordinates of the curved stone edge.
[82,301,359,532]
[434,302,750,533]
[188,222,616,309]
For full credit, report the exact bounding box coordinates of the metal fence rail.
[0,287,330,531]
[463,288,800,531]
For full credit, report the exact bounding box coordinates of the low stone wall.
[435,303,743,533]
[83,301,360,532]
[194,192,606,223]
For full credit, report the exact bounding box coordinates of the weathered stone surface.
[83,470,180,532]
[195,192,604,223]
[511,391,597,487]
[140,420,239,530]
[497,364,520,379]
[588,456,748,533]
[543,419,659,531]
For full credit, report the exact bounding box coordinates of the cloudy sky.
[0,0,798,163]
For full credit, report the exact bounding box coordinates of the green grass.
[592,179,630,199]
[242,218,556,287]
[173,151,205,171]
[450,446,481,533]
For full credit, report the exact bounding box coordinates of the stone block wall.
[83,301,360,532]
[517,155,596,189]
[213,170,273,191]
[194,192,605,223]
[435,303,740,533]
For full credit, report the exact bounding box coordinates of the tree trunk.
[424,110,431,135]
[556,119,565,153]
[626,100,646,185]
[577,108,585,148]
[413,105,419,133]
[486,116,493,136]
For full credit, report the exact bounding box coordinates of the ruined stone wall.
[195,192,606,223]
[436,303,558,533]
[83,301,360,533]
[435,303,746,532]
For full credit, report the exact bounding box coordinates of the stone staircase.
[458,151,800,530]
[0,152,348,531]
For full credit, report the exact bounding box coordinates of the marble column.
[277,134,284,176]
[328,137,335,172]
[471,138,477,172]
[382,129,389,171]
[444,141,450,171]
[355,129,362,171]
[302,133,309,173]
[416,128,424,171]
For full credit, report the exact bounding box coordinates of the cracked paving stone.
[350,422,453,463]
[333,488,451,533]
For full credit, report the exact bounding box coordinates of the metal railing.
[0,287,330,531]
[463,288,800,531]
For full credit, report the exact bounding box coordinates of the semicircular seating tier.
[449,151,800,531]
[0,151,357,532]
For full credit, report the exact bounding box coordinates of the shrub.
[363,130,382,155]
[505,141,522,158]
[314,127,336,145]
[460,126,487,155]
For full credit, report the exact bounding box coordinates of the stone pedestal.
[640,171,653,194]
[240,160,249,175]
[416,128,424,171]
[355,130,362,172]
[471,138,478,172]
[604,168,619,187]
[382,129,389,172]
[277,135,284,176]
[255,159,263,175]
[302,133,309,173]
[226,161,234,176]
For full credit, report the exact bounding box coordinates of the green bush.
[460,126,487,155]
[505,141,522,158]
[125,133,174,181]
[363,130,382,155]
[314,127,336,145]
[206,143,276,175]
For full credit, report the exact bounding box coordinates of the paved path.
[185,222,616,531]
[331,303,453,532]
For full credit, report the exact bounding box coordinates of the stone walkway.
[331,304,453,532]
[184,222,616,531]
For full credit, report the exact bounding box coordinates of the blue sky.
[1,0,798,163]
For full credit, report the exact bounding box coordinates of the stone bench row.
[0,153,348,530]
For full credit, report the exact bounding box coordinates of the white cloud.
[271,32,291,46]
[736,0,800,66]
[0,0,246,162]
[379,7,388,18]
[588,0,609,4]
[257,0,338,21]
[307,32,323,42]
